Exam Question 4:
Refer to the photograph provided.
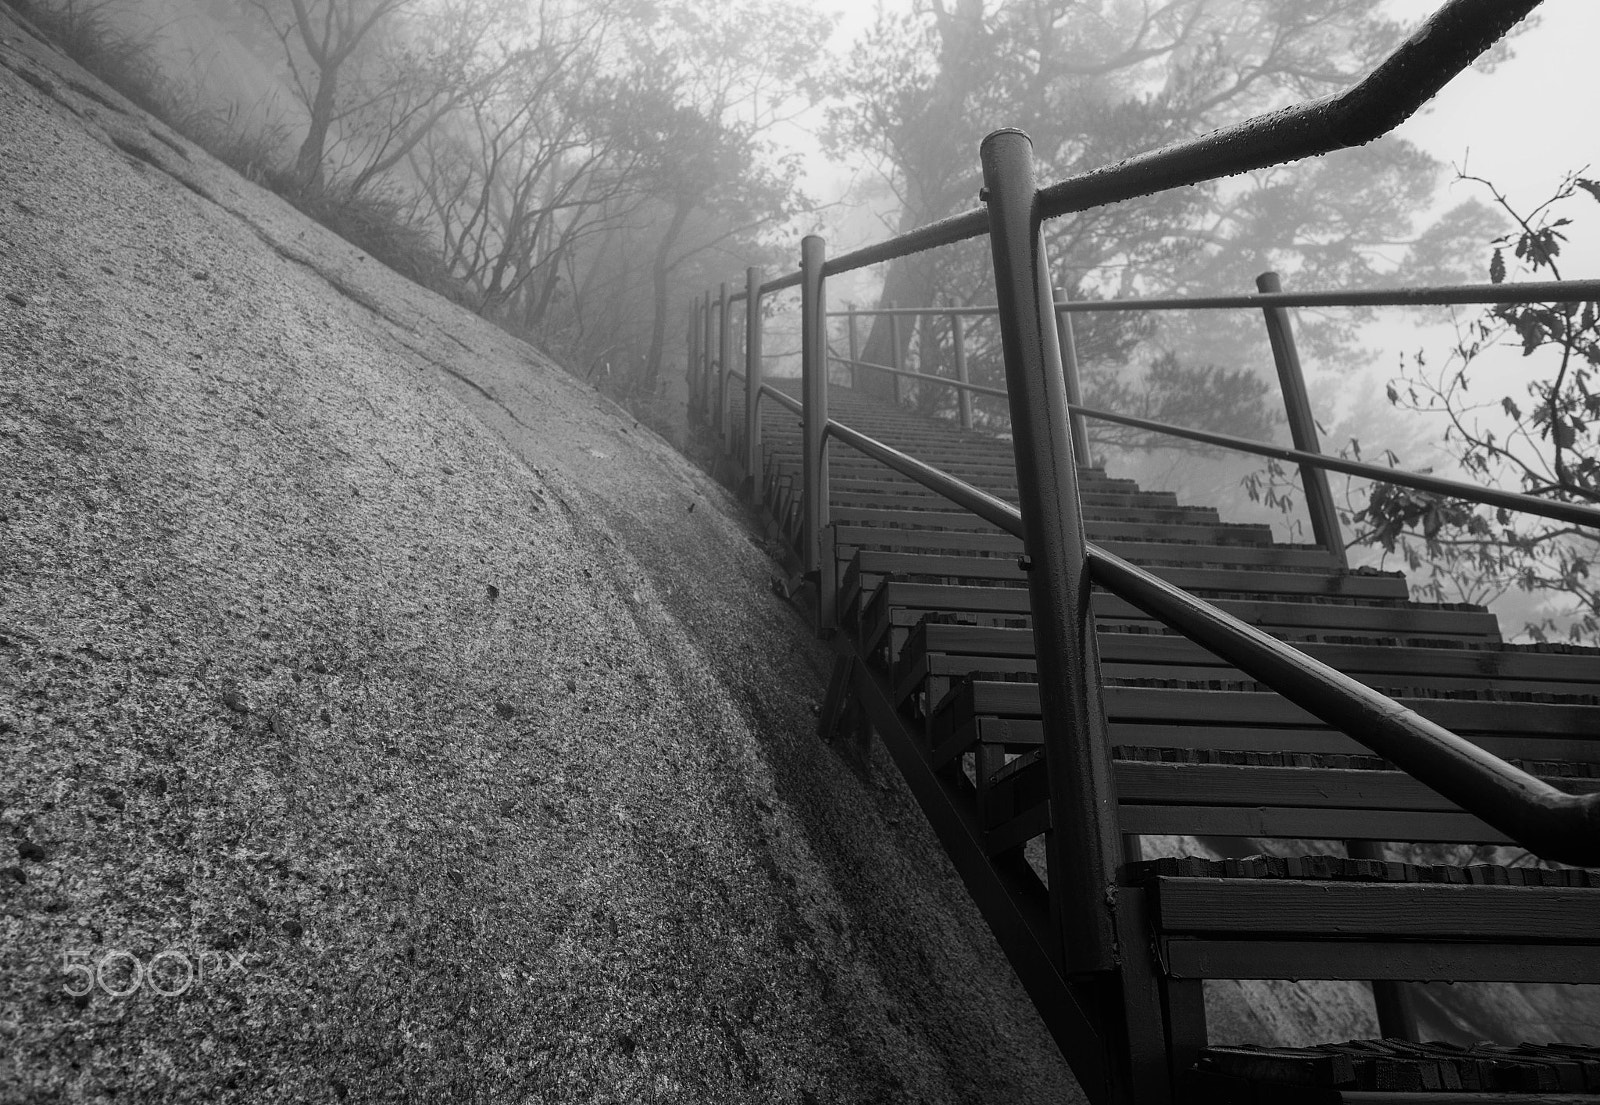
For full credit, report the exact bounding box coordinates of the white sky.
[786,0,1598,266]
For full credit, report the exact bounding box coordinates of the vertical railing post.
[801,236,829,590]
[1257,272,1346,565]
[981,128,1120,975]
[717,281,733,447]
[687,296,701,420]
[847,304,860,390]
[889,310,903,405]
[744,265,764,500]
[1055,292,1092,467]
[952,312,972,431]
[707,287,720,425]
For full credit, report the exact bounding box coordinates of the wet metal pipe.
[718,282,733,443]
[1258,272,1346,565]
[745,266,765,497]
[982,128,1121,975]
[1053,292,1090,467]
[702,290,716,424]
[823,420,1023,537]
[687,296,701,417]
[827,278,1600,319]
[760,384,802,416]
[801,236,829,580]
[952,313,972,430]
[1070,403,1600,532]
[828,354,1009,399]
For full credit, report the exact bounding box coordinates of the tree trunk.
[295,64,340,191]
[855,0,986,401]
[856,229,944,400]
[644,198,694,396]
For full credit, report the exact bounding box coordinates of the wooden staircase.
[734,377,1600,1105]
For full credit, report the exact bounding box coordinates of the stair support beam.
[844,642,1115,1102]
[981,128,1122,975]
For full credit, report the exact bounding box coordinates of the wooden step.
[932,678,1600,846]
[862,584,1501,658]
[827,488,1223,525]
[833,508,1279,547]
[1144,876,1600,977]
[978,751,1599,849]
[833,527,1345,568]
[1188,1039,1600,1100]
[902,624,1600,701]
[938,680,1600,749]
[850,554,1409,598]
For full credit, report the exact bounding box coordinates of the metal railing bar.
[827,353,1010,399]
[819,350,1600,530]
[823,420,1024,536]
[820,351,1600,530]
[1050,279,1600,313]
[1086,545,1600,866]
[820,208,991,279]
[730,370,746,383]
[823,278,1600,320]
[759,383,803,416]
[828,305,998,319]
[761,272,803,296]
[1035,0,1541,222]
[1069,402,1600,531]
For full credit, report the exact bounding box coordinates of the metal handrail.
[825,413,1600,865]
[826,278,1600,318]
[823,419,1022,534]
[821,350,1600,532]
[1069,403,1600,531]
[762,272,802,296]
[827,352,1009,399]
[760,383,802,416]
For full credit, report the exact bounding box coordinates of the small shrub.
[166,99,292,185]
[277,178,467,301]
[6,0,469,306]
[5,0,171,117]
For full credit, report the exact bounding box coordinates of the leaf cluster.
[1347,172,1600,641]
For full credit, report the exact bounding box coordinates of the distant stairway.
[738,378,1600,1105]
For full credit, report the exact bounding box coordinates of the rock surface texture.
[0,11,1081,1103]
